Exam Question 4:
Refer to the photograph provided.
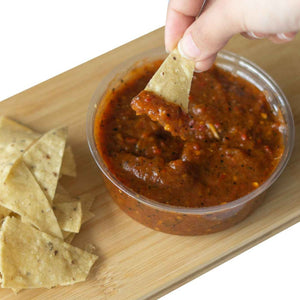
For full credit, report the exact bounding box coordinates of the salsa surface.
[95,60,284,208]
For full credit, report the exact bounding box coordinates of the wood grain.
[0,28,299,300]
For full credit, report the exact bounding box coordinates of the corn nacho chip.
[0,160,63,239]
[0,205,11,221]
[74,192,96,224]
[61,145,77,177]
[54,188,73,203]
[0,145,22,184]
[82,211,95,225]
[23,127,67,203]
[64,233,76,244]
[145,47,195,113]
[0,217,98,289]
[0,116,40,150]
[0,117,40,183]
[53,201,82,233]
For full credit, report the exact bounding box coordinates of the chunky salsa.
[95,60,284,208]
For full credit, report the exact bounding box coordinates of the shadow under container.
[87,47,294,235]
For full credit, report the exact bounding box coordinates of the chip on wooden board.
[0,116,40,150]
[64,232,76,244]
[0,217,98,289]
[0,145,22,184]
[0,160,63,239]
[53,201,82,233]
[0,117,40,183]
[74,192,96,224]
[0,205,11,221]
[23,127,67,203]
[61,145,77,177]
[144,47,195,113]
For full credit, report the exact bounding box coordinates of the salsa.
[95,61,284,208]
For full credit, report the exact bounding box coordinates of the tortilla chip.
[0,145,22,184]
[82,211,95,224]
[62,231,76,244]
[56,183,69,194]
[75,192,95,212]
[54,188,73,203]
[0,117,40,183]
[53,201,82,233]
[0,217,98,289]
[145,47,195,113]
[0,116,40,150]
[61,145,76,177]
[23,127,67,203]
[64,233,76,244]
[0,160,62,239]
[74,192,96,224]
[0,205,11,221]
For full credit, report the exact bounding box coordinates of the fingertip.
[268,32,297,44]
[194,54,217,72]
[178,33,201,60]
[276,32,297,41]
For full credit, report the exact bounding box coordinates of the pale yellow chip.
[0,116,40,150]
[145,47,195,113]
[64,233,76,244]
[0,145,22,184]
[0,116,40,183]
[61,145,77,177]
[54,187,73,203]
[0,160,63,239]
[0,217,98,289]
[23,127,67,203]
[82,211,95,224]
[0,205,11,221]
[74,192,96,224]
[53,201,82,233]
[56,183,70,195]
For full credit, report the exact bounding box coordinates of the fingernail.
[277,33,294,41]
[194,62,203,72]
[178,33,201,60]
[247,32,264,39]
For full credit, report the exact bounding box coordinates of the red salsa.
[95,61,284,208]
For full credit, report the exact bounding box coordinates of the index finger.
[165,0,205,52]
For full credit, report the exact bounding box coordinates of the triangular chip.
[0,217,98,289]
[64,233,76,244]
[0,117,40,183]
[56,183,70,195]
[23,127,67,203]
[0,116,40,150]
[0,205,11,221]
[61,145,77,177]
[145,47,195,112]
[0,144,22,184]
[82,211,95,224]
[75,192,95,212]
[74,192,96,224]
[54,188,73,203]
[53,201,82,233]
[0,160,62,238]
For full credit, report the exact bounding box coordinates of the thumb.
[178,0,242,71]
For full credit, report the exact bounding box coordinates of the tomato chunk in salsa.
[95,61,284,208]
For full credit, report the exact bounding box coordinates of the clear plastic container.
[87,47,294,235]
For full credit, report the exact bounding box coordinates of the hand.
[165,0,300,71]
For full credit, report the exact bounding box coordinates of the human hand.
[165,0,300,71]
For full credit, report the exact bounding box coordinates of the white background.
[0,1,299,299]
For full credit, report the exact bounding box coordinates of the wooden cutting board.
[0,28,299,300]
